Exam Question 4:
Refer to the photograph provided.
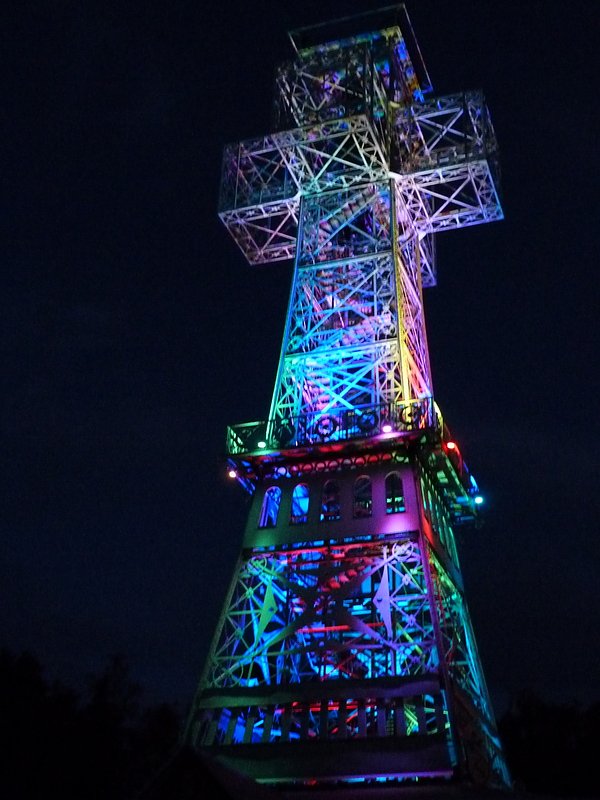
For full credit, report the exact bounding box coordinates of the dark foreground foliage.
[1,649,598,799]
[499,691,600,798]
[0,648,232,799]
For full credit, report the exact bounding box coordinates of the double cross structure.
[186,6,510,793]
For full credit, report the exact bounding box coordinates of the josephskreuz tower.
[186,6,510,794]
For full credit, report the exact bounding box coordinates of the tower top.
[288,3,432,94]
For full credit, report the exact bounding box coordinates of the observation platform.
[224,400,483,525]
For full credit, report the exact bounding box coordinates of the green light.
[257,440,267,449]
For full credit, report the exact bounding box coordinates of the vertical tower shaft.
[187,6,509,793]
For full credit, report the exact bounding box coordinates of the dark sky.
[2,0,598,721]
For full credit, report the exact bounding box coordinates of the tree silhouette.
[0,649,217,799]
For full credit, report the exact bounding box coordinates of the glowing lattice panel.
[298,183,392,266]
[275,40,388,129]
[287,255,397,355]
[277,115,388,197]
[271,341,406,429]
[203,536,439,690]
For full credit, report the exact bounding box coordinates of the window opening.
[385,472,405,514]
[353,475,372,518]
[290,483,309,524]
[320,480,341,522]
[259,486,282,528]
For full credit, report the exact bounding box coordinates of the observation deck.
[225,400,482,525]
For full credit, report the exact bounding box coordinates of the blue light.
[474,495,484,505]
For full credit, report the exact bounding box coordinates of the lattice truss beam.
[287,255,397,355]
[269,183,432,425]
[276,23,427,130]
[299,182,392,265]
[272,340,404,426]
[393,91,498,173]
[428,550,511,787]
[218,92,501,266]
[429,551,491,720]
[395,161,502,234]
[397,234,433,399]
[275,42,388,131]
[202,537,438,691]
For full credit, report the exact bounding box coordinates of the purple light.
[381,423,393,433]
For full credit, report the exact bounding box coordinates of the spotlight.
[474,495,484,505]
[446,441,457,450]
[228,469,237,479]
[381,423,393,433]
[257,440,267,449]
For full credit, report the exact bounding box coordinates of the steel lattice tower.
[186,6,510,793]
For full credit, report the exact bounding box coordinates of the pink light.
[381,423,393,433]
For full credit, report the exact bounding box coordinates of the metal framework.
[186,5,509,794]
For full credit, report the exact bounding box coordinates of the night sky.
[2,0,598,723]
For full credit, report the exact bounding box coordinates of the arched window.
[385,472,405,514]
[320,480,341,522]
[290,483,309,525]
[353,475,372,518]
[258,486,282,528]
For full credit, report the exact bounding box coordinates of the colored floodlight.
[381,423,393,433]
[474,495,484,505]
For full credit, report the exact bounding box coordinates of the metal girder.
[428,551,512,787]
[395,160,503,234]
[286,255,397,353]
[397,234,433,399]
[200,536,439,693]
[266,181,433,430]
[219,135,293,212]
[277,116,388,198]
[271,340,406,426]
[393,91,499,173]
[275,41,388,130]
[219,200,298,265]
[298,183,392,266]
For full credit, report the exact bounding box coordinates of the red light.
[446,441,457,450]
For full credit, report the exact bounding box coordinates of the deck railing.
[226,398,439,456]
